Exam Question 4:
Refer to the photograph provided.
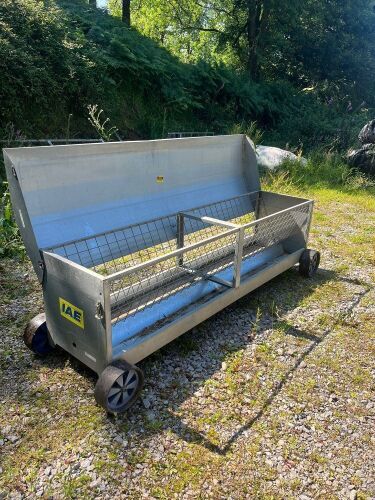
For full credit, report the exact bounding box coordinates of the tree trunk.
[246,0,263,81]
[122,0,131,25]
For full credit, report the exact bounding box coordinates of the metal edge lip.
[2,134,246,156]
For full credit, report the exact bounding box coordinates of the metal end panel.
[3,135,259,273]
[42,251,109,374]
[3,150,44,281]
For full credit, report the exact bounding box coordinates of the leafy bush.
[0,186,24,258]
[0,0,109,137]
[0,0,368,148]
[230,121,264,146]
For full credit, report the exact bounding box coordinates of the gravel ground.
[0,187,374,499]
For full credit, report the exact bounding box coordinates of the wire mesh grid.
[242,201,312,258]
[47,191,261,275]
[108,200,311,328]
[109,229,239,326]
[47,212,235,276]
[185,190,260,225]
[46,192,312,330]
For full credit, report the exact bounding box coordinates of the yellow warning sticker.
[59,297,84,329]
[156,176,164,183]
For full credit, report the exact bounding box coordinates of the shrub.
[0,186,24,258]
[0,0,368,147]
[262,151,375,193]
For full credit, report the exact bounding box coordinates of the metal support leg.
[233,227,245,288]
[254,192,261,219]
[176,213,184,266]
[252,191,263,244]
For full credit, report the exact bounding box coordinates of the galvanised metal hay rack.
[4,135,320,413]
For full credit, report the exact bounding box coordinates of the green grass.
[263,151,375,194]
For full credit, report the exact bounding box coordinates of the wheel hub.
[107,369,139,410]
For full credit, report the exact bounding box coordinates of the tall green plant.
[231,121,263,146]
[87,105,119,141]
[0,185,24,258]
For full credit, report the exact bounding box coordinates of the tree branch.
[170,0,224,34]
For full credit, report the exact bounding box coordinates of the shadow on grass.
[103,266,368,454]
[165,270,371,455]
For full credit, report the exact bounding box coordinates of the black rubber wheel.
[23,313,55,356]
[299,249,320,278]
[94,360,144,413]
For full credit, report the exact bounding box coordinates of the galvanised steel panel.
[3,135,259,268]
[3,151,44,281]
[3,134,316,391]
[42,251,110,374]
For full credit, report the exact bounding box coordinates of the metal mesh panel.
[186,191,259,225]
[47,212,235,275]
[46,192,313,334]
[109,229,239,327]
[242,202,312,258]
[47,191,261,274]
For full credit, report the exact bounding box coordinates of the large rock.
[256,145,307,171]
[347,143,375,176]
[358,120,375,145]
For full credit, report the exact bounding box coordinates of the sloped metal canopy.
[4,135,259,277]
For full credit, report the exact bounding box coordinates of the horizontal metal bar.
[241,200,313,230]
[179,265,233,288]
[104,226,239,283]
[201,216,240,229]
[109,239,262,309]
[109,239,239,308]
[180,212,240,229]
[0,139,104,144]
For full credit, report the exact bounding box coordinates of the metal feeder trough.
[4,135,320,412]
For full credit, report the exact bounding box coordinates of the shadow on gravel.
[104,266,365,454]
[2,267,370,458]
[174,324,330,455]
[162,270,370,456]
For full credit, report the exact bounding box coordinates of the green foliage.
[0,0,369,149]
[87,105,118,141]
[263,152,375,194]
[0,186,24,258]
[128,0,375,107]
[261,83,370,151]
[0,0,108,136]
[231,122,263,146]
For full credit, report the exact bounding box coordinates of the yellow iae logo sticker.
[59,298,84,329]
